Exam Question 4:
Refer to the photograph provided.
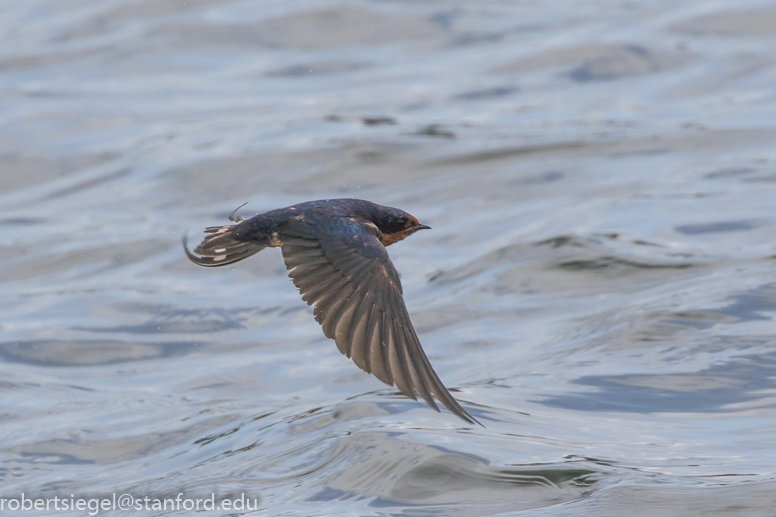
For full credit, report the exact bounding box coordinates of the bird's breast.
[381,229,412,247]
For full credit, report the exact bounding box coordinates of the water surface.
[2,0,776,515]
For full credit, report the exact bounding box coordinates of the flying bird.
[183,198,479,425]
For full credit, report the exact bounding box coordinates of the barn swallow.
[183,198,480,425]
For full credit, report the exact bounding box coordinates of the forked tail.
[183,224,265,267]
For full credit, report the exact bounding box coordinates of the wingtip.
[229,201,249,222]
[456,407,484,427]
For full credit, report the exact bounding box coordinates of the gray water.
[2,0,776,515]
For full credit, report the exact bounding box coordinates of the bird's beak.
[415,224,431,231]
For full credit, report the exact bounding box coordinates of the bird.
[183,198,480,425]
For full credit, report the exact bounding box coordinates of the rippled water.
[2,0,776,515]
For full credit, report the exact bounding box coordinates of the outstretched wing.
[278,212,479,425]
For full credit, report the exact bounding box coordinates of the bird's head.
[372,206,431,246]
